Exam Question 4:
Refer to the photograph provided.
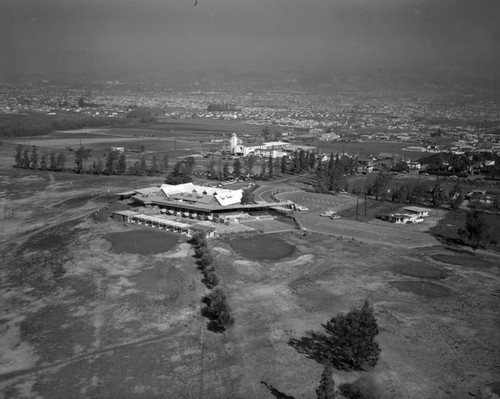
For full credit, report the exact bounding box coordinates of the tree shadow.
[432,233,467,248]
[260,381,295,399]
[288,333,329,364]
[288,332,355,371]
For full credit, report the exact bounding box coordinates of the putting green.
[431,253,491,268]
[106,229,179,255]
[391,263,448,280]
[390,280,452,298]
[229,235,295,260]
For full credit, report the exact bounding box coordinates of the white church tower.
[230,133,238,154]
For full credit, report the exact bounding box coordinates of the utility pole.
[364,193,367,217]
[356,196,359,221]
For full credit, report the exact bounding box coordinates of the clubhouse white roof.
[159,183,243,207]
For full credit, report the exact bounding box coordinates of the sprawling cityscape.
[2,74,499,155]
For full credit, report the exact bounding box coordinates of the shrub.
[194,246,208,258]
[199,252,214,269]
[190,231,207,248]
[338,376,384,399]
[202,288,235,332]
[203,268,219,289]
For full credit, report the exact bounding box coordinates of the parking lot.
[275,191,357,213]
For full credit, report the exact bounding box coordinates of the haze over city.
[1,0,499,78]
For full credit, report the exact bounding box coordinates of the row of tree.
[206,156,251,180]
[85,147,170,176]
[190,232,234,333]
[316,153,356,193]
[15,143,332,184]
[14,145,66,171]
[14,145,170,176]
[205,149,321,182]
[390,179,463,209]
[194,234,220,289]
[420,151,500,177]
[361,171,464,209]
[164,157,195,184]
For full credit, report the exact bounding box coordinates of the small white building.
[230,133,290,157]
[319,133,340,141]
[381,213,423,224]
[403,206,430,218]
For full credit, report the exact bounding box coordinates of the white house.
[381,213,423,224]
[403,206,430,218]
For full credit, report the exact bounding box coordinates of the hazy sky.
[1,0,499,77]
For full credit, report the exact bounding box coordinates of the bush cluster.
[201,288,235,333]
[338,376,385,399]
[191,232,219,289]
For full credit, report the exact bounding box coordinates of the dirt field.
[1,157,500,398]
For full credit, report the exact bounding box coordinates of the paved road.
[253,174,311,202]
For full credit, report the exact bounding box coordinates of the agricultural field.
[317,140,426,160]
